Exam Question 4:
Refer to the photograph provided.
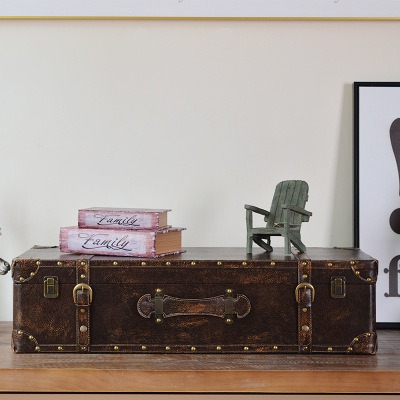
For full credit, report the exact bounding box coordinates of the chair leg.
[253,237,273,252]
[283,208,291,255]
[284,235,291,255]
[246,233,253,254]
[290,233,307,253]
[246,209,253,254]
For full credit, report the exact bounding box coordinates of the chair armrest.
[281,204,312,217]
[244,204,270,217]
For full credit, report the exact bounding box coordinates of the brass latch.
[331,276,346,298]
[44,276,59,299]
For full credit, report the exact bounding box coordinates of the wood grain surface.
[0,322,399,393]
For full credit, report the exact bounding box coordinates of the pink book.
[78,208,171,231]
[60,226,185,258]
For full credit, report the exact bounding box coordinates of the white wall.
[0,20,399,320]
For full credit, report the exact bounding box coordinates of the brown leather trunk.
[12,246,377,354]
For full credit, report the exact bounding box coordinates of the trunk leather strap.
[296,258,313,354]
[75,258,92,352]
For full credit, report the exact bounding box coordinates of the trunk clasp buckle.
[295,283,315,303]
[73,283,93,304]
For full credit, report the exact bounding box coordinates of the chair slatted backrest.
[266,180,309,228]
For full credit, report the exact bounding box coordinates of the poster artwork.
[386,118,400,298]
[355,83,400,323]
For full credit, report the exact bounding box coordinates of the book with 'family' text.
[78,207,171,231]
[60,226,185,258]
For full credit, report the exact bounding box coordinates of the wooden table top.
[0,322,399,393]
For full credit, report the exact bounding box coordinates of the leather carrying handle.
[137,291,251,321]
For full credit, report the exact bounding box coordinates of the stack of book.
[60,207,185,258]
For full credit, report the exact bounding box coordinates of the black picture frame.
[354,82,400,328]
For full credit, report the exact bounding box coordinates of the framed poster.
[354,82,400,327]
[1,0,400,19]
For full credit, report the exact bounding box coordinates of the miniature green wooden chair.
[245,180,312,255]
